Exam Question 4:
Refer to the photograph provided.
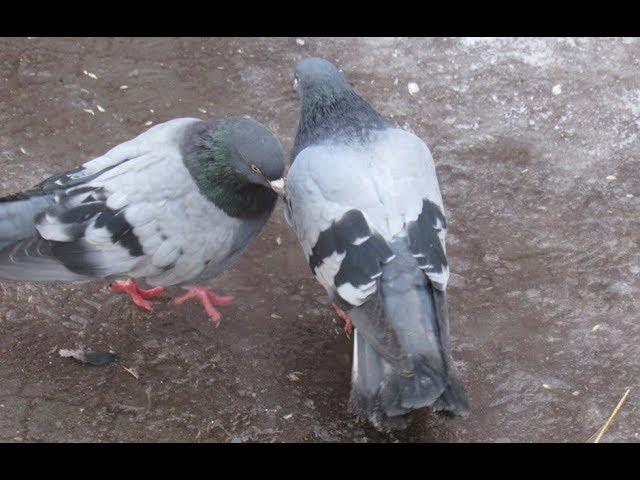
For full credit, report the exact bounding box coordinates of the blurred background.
[0,37,638,442]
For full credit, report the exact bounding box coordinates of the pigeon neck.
[185,141,277,220]
[204,171,276,219]
[293,86,390,159]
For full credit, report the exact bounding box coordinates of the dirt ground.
[0,37,639,443]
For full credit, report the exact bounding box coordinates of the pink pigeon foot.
[109,278,166,311]
[331,302,353,339]
[173,285,235,326]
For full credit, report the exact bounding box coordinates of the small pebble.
[83,70,98,80]
[407,82,420,95]
[119,85,128,90]
[96,105,105,113]
[144,121,153,126]
[295,38,305,46]
[59,348,116,366]
[606,175,616,181]
[542,383,552,390]
[552,84,562,95]
[83,108,95,116]
[592,324,601,332]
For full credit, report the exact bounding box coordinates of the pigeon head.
[183,117,286,218]
[210,117,286,195]
[291,58,390,159]
[293,57,350,98]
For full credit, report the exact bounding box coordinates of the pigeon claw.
[109,279,166,311]
[331,302,353,339]
[174,285,235,326]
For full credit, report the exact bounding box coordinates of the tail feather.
[432,366,470,416]
[350,330,410,431]
[0,237,88,281]
[0,193,54,250]
[0,193,88,282]
[431,288,470,416]
[348,239,468,431]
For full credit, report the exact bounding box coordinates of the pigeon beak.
[269,178,286,195]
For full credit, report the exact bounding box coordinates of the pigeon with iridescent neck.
[0,116,285,325]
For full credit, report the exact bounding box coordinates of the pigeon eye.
[251,165,262,174]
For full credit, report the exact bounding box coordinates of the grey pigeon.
[0,116,285,324]
[284,58,469,430]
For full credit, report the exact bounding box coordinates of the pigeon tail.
[348,240,469,431]
[0,192,90,281]
[0,192,54,251]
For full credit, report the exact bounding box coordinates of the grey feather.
[190,215,270,284]
[0,237,89,282]
[350,240,467,430]
[0,194,55,250]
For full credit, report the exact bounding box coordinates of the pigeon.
[284,58,469,430]
[0,116,285,324]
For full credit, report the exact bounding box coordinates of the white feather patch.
[337,281,376,306]
[314,250,345,293]
[352,235,370,246]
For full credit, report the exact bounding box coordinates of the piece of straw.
[122,365,140,380]
[589,388,631,443]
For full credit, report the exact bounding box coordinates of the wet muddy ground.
[0,37,639,442]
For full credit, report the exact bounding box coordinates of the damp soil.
[0,37,639,442]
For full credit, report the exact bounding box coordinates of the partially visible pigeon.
[284,58,469,430]
[0,116,285,324]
